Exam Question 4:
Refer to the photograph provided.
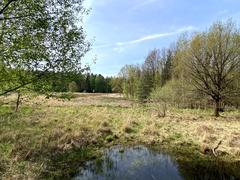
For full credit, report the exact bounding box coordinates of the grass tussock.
[0,93,240,179]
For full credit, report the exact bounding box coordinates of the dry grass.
[0,93,240,179]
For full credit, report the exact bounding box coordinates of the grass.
[0,93,240,179]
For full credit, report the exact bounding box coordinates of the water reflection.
[74,145,239,180]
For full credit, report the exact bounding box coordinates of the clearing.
[0,93,239,179]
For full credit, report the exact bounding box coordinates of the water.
[74,145,239,180]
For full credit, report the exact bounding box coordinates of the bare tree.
[189,21,240,117]
[144,49,160,85]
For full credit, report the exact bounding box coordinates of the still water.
[74,145,239,180]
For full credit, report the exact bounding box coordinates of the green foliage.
[68,82,79,92]
[120,49,174,101]
[188,21,240,115]
[0,0,91,95]
[110,77,124,93]
[150,81,175,103]
[136,75,151,102]
[26,72,114,94]
[90,74,96,92]
[85,73,91,92]
[161,49,173,86]
[150,79,203,107]
[120,65,141,98]
[95,75,107,93]
[119,20,240,111]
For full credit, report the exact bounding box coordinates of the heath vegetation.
[0,93,240,178]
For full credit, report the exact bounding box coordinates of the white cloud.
[94,43,114,49]
[92,26,196,53]
[116,26,196,46]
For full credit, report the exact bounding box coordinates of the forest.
[113,21,240,117]
[45,72,113,93]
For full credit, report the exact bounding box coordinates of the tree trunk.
[214,99,220,117]
[15,91,21,112]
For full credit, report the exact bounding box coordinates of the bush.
[68,81,79,92]
[150,81,174,103]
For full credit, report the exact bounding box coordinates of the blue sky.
[83,0,240,76]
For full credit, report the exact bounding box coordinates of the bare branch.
[0,0,18,15]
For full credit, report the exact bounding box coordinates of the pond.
[73,145,239,180]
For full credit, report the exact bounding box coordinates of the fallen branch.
[24,149,32,160]
[212,140,222,157]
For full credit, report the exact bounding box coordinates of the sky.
[82,0,240,77]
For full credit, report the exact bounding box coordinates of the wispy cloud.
[132,0,159,10]
[116,26,196,46]
[93,26,196,54]
[94,43,114,49]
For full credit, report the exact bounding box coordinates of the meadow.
[0,93,240,179]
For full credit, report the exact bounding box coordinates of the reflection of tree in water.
[75,146,240,180]
[177,159,240,180]
[83,150,117,179]
[76,146,183,180]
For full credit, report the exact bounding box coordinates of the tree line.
[54,73,113,93]
[0,0,116,96]
[114,21,240,116]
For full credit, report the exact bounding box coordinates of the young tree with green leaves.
[68,81,79,92]
[120,65,141,98]
[0,0,91,95]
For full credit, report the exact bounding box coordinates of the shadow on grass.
[177,158,240,180]
[38,146,99,179]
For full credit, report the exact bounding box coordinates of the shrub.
[68,81,79,92]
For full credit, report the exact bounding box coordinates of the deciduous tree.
[0,0,91,95]
[189,21,240,116]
